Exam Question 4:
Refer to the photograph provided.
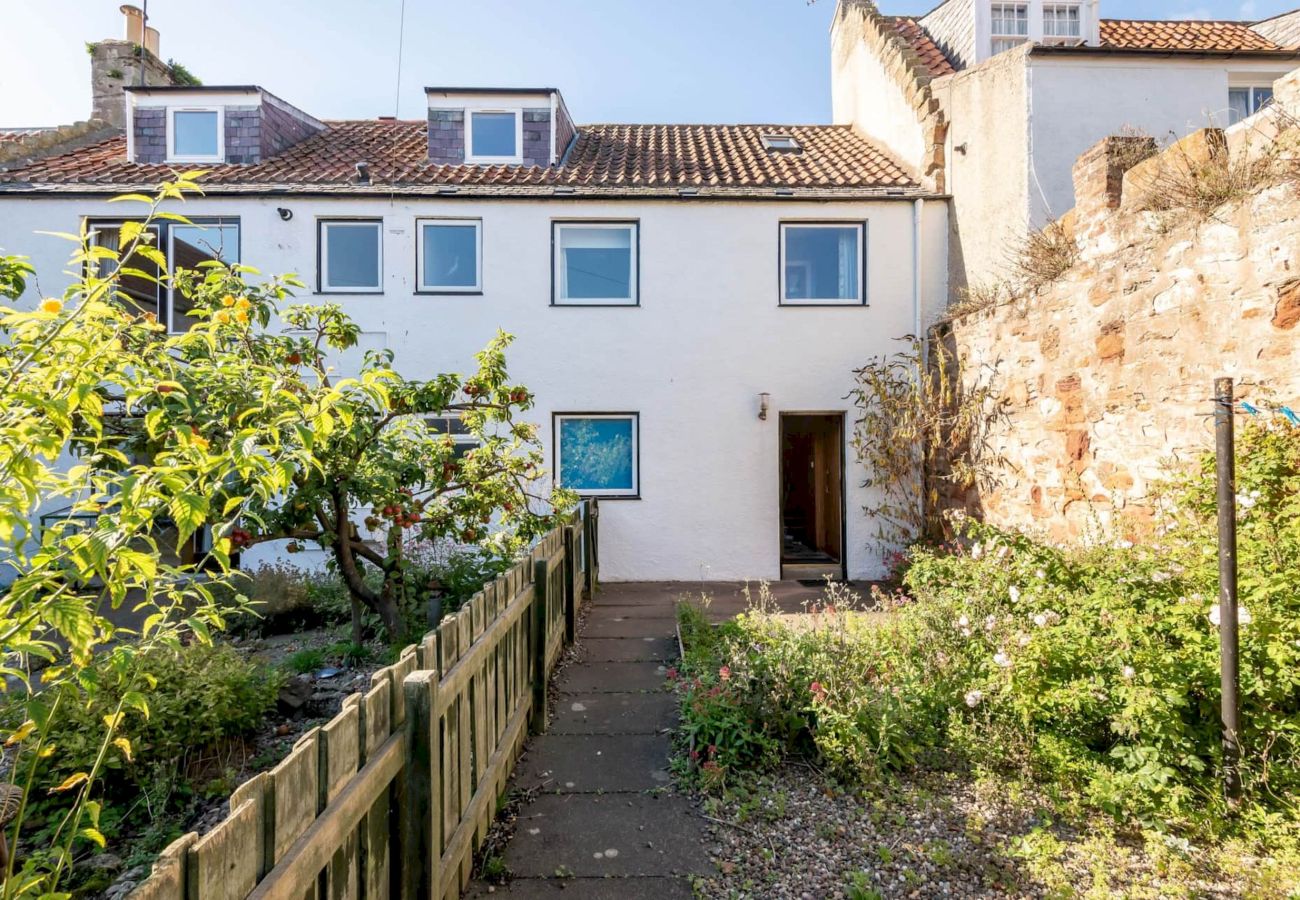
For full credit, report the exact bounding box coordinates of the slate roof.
[1098,18,1286,51]
[888,16,957,77]
[0,121,923,197]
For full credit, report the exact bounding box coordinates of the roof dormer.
[424,88,575,167]
[125,86,324,165]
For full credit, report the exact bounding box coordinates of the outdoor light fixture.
[758,393,771,421]
[276,207,293,221]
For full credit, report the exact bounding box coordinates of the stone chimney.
[89,5,176,128]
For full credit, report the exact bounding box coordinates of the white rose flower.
[984,615,997,632]
[1033,613,1048,627]
[1009,585,1021,604]
[971,543,983,560]
[993,651,1012,668]
[1035,569,1046,580]
[958,614,970,629]
[1122,665,1136,680]
[964,690,983,708]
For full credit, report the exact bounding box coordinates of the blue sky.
[1,1,1294,128]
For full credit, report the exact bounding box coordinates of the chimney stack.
[88,5,176,127]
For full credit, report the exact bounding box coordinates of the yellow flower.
[234,309,249,324]
[39,297,63,314]
[235,297,251,311]
[214,310,232,325]
[192,434,210,451]
[220,295,236,307]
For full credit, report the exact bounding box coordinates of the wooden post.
[401,671,441,900]
[583,503,597,601]
[563,525,577,644]
[1214,376,1242,803]
[531,559,549,734]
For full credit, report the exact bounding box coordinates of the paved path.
[467,583,709,898]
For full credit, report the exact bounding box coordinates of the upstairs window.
[991,3,1030,54]
[467,110,521,163]
[319,220,383,293]
[88,218,239,332]
[425,413,480,460]
[1228,86,1274,125]
[1042,3,1082,41]
[418,219,481,293]
[553,222,639,306]
[167,107,222,162]
[780,222,866,306]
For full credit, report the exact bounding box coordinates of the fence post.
[531,559,550,734]
[1213,376,1242,803]
[583,502,597,600]
[563,525,577,644]
[401,671,441,900]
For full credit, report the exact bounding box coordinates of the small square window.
[468,110,521,162]
[761,134,802,152]
[553,222,638,306]
[319,220,383,293]
[418,219,481,292]
[426,413,480,460]
[554,413,639,498]
[168,108,222,161]
[780,222,865,305]
[1228,86,1274,125]
[1043,3,1081,39]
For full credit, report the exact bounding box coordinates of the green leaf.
[168,492,209,543]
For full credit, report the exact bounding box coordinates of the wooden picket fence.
[130,501,599,900]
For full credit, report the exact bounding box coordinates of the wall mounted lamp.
[276,207,293,221]
[758,392,771,421]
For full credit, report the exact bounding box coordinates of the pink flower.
[719,665,732,682]
[666,667,679,680]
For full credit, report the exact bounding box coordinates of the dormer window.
[467,110,522,163]
[1042,3,1082,43]
[762,134,802,152]
[991,3,1030,54]
[167,107,223,163]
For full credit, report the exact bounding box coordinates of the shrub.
[1011,218,1077,291]
[6,643,281,854]
[676,420,1300,844]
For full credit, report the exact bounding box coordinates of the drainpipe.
[549,91,558,165]
[912,197,925,359]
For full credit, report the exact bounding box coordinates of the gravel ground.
[691,765,1280,899]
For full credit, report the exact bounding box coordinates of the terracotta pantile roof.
[887,16,956,77]
[1099,19,1283,51]
[0,121,922,196]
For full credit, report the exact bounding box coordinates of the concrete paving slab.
[465,875,696,898]
[581,615,677,639]
[575,637,677,662]
[558,661,669,693]
[550,691,678,735]
[516,734,672,792]
[503,794,712,877]
[587,605,679,620]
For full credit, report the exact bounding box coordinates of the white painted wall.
[831,12,927,176]
[1025,56,1299,225]
[0,194,948,583]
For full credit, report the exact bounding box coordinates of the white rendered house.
[830,0,1300,286]
[0,32,948,583]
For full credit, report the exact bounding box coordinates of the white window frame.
[1041,2,1082,43]
[553,412,640,499]
[990,2,1030,54]
[465,108,524,164]
[552,221,639,306]
[166,218,240,333]
[1227,85,1275,124]
[166,106,224,163]
[319,219,384,294]
[424,412,480,458]
[778,221,867,306]
[416,218,482,293]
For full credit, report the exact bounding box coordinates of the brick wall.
[90,40,174,128]
[938,70,1300,541]
[132,107,166,164]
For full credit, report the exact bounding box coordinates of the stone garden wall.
[939,68,1300,542]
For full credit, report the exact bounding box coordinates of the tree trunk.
[350,595,363,646]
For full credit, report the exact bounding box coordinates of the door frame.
[777,410,848,581]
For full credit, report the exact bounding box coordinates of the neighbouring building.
[831,0,1300,287]
[0,9,949,583]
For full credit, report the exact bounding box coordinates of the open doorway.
[780,413,845,581]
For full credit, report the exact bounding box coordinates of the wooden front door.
[780,413,845,580]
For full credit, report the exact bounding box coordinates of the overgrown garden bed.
[673,420,1300,898]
